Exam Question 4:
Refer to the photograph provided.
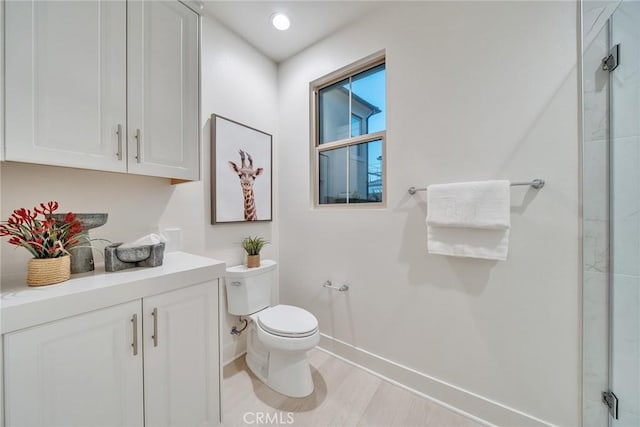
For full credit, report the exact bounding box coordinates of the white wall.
[171,13,279,363]
[278,2,580,426]
[0,14,278,364]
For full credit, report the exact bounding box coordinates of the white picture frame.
[211,114,273,224]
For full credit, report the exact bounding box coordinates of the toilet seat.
[256,305,318,338]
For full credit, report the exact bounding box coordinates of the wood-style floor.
[221,348,484,427]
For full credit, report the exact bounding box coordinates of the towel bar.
[408,179,545,195]
[323,280,349,292]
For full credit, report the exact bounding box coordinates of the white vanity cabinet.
[4,300,145,426]
[0,253,223,427]
[3,0,200,181]
[143,282,219,426]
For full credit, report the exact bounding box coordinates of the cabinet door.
[3,301,144,427]
[4,0,127,172]
[143,281,220,426]
[1,0,5,162]
[127,1,200,180]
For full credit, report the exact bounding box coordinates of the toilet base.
[246,324,316,398]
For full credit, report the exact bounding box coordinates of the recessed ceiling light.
[271,13,290,31]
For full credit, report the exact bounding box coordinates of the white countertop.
[1,252,226,334]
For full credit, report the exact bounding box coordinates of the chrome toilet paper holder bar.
[323,280,349,292]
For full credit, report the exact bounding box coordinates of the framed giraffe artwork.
[211,114,273,224]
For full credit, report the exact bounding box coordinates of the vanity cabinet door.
[142,281,220,426]
[4,0,127,172]
[127,0,200,180]
[3,300,144,427]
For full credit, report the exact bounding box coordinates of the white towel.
[119,233,167,249]
[426,180,511,261]
[426,180,510,229]
[427,227,510,261]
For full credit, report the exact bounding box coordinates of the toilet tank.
[225,260,277,315]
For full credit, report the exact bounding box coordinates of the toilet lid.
[257,305,318,338]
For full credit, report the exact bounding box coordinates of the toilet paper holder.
[323,280,349,292]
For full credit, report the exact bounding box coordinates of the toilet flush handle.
[230,281,242,286]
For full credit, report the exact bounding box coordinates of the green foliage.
[241,236,269,255]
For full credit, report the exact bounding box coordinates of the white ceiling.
[202,1,384,63]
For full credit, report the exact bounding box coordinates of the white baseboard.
[318,334,555,427]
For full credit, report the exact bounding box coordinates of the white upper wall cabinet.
[4,0,128,172]
[127,1,200,180]
[3,0,200,181]
[1,0,5,162]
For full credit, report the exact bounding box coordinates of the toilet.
[225,260,320,397]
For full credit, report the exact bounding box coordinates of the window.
[312,55,386,206]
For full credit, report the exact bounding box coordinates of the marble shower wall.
[582,1,618,425]
[583,1,640,425]
[610,1,640,425]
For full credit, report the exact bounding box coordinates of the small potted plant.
[241,236,269,268]
[0,201,86,286]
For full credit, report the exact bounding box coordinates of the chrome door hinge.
[602,390,619,419]
[602,44,620,72]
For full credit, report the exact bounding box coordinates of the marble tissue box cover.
[104,242,165,272]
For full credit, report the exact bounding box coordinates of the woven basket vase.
[247,254,260,268]
[27,255,71,286]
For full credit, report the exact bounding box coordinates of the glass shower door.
[609,1,640,425]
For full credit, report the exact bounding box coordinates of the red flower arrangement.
[0,201,86,259]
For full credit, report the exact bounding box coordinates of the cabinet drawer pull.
[116,124,123,160]
[131,314,139,356]
[152,307,158,347]
[135,129,141,163]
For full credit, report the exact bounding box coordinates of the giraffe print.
[229,149,264,221]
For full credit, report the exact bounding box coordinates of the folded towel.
[426,180,510,229]
[427,226,510,261]
[426,180,511,260]
[119,233,167,249]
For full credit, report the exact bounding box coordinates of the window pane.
[319,79,350,144]
[349,139,383,203]
[351,114,363,138]
[351,64,385,136]
[319,146,348,204]
[319,140,383,205]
